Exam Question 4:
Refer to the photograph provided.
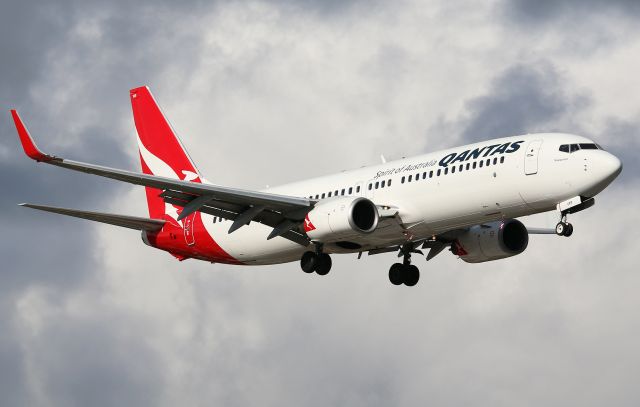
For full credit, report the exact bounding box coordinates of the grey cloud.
[504,0,640,23]
[436,62,590,145]
[597,117,640,183]
[30,313,163,407]
[1,1,639,406]
[0,2,207,405]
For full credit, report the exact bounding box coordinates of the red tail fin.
[130,86,202,220]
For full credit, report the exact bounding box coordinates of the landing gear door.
[524,140,543,175]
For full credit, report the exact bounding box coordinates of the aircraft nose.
[602,152,623,179]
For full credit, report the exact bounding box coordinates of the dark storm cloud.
[503,0,640,23]
[457,62,589,143]
[0,1,212,403]
[445,62,636,185]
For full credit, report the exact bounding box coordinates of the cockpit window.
[579,143,598,150]
[559,142,603,153]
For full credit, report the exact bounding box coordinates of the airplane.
[10,86,622,286]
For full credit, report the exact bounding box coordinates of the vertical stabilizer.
[130,86,203,220]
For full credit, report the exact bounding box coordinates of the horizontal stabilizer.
[20,203,165,231]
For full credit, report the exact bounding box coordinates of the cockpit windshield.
[559,143,603,153]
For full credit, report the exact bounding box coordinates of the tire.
[315,253,332,276]
[563,223,574,237]
[389,263,404,285]
[404,265,420,287]
[555,222,565,236]
[300,251,317,273]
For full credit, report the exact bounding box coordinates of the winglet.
[10,110,55,162]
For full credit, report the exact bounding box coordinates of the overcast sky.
[1,1,639,406]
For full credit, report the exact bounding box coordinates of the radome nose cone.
[607,154,623,179]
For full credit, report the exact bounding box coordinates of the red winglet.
[10,110,54,162]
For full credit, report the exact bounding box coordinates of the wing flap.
[20,203,166,231]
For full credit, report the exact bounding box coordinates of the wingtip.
[10,110,54,162]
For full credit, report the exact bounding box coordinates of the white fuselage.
[201,133,622,264]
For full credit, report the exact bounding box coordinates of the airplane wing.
[11,110,313,245]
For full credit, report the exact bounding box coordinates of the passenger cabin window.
[348,187,353,194]
[401,176,405,184]
[408,175,413,182]
[368,184,372,191]
[341,188,345,195]
[444,167,449,175]
[451,166,456,173]
[328,191,332,197]
[500,156,505,163]
[493,157,498,165]
[459,164,463,172]
[375,182,379,189]
[321,193,325,199]
[472,162,477,169]
[356,186,361,193]
[466,163,470,170]
[429,170,433,178]
[388,179,392,186]
[437,169,441,176]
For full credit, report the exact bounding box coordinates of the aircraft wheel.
[563,223,574,237]
[389,263,404,285]
[315,253,332,276]
[404,265,420,287]
[555,222,566,236]
[300,251,317,273]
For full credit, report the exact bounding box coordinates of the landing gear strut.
[555,213,574,237]
[389,245,420,286]
[300,245,332,275]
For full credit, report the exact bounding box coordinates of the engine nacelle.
[452,219,529,263]
[305,197,379,242]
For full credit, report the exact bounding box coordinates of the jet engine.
[452,219,528,263]
[305,197,379,242]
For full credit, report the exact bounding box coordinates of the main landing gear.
[300,247,332,276]
[388,244,420,286]
[555,213,574,237]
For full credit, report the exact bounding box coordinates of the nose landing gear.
[555,214,574,237]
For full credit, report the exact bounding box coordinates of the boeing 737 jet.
[11,87,622,286]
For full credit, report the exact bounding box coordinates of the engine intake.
[305,197,379,242]
[453,219,529,263]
